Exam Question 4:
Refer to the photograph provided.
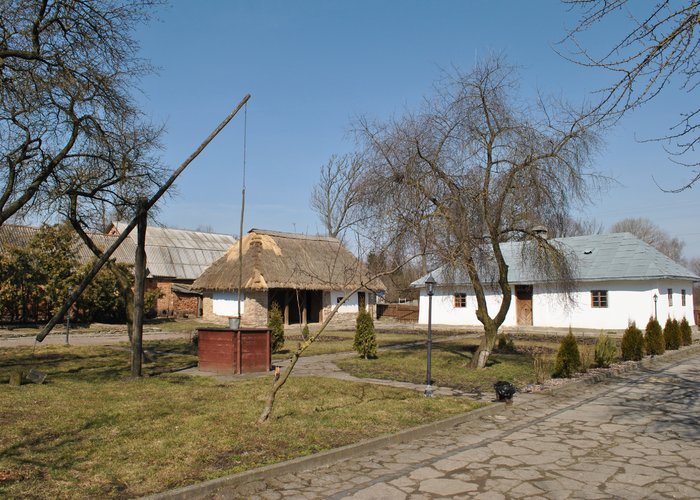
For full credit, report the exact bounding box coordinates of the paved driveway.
[221,354,700,499]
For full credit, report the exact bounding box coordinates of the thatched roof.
[192,229,385,292]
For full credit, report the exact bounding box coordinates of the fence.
[376,303,419,322]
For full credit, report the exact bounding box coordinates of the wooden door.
[358,292,366,311]
[515,285,533,326]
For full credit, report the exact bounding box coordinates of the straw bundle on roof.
[192,229,384,292]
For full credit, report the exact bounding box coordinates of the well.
[197,327,271,374]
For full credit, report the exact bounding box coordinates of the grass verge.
[337,339,541,392]
[0,342,482,498]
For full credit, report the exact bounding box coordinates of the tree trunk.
[469,322,498,369]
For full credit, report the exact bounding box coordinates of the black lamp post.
[653,293,658,320]
[425,273,436,397]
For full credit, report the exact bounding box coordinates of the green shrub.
[554,329,581,378]
[621,322,644,361]
[302,324,310,341]
[679,317,693,346]
[496,333,516,353]
[663,318,681,351]
[354,309,377,359]
[644,317,665,355]
[594,334,617,368]
[268,302,285,353]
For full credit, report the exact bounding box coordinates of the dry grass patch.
[0,342,481,498]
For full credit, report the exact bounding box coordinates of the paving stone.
[345,483,407,499]
[418,478,478,495]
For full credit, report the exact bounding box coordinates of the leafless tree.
[562,1,700,189]
[310,153,368,240]
[550,215,604,237]
[0,0,165,227]
[356,57,603,369]
[610,217,685,262]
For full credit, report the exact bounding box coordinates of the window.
[682,289,686,307]
[668,288,673,307]
[591,290,608,308]
[337,297,343,304]
[453,293,467,308]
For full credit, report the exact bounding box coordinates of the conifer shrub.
[644,317,665,356]
[680,317,693,346]
[354,309,377,359]
[663,318,681,351]
[621,322,644,361]
[553,329,581,378]
[302,324,310,341]
[594,333,617,368]
[496,333,516,353]
[268,302,285,353]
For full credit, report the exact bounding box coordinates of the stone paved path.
[213,354,700,499]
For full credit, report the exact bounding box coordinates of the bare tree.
[610,217,685,262]
[562,1,700,189]
[310,153,367,239]
[550,215,604,237]
[0,0,164,226]
[357,57,602,369]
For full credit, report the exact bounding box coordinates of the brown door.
[515,285,533,326]
[358,292,366,311]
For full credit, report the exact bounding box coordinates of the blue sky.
[134,1,700,258]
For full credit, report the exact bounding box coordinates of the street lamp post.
[653,293,658,320]
[425,274,436,397]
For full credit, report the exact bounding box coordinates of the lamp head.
[425,273,436,296]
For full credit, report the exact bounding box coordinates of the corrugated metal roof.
[112,222,236,280]
[412,233,700,287]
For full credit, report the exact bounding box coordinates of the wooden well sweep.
[197,327,271,374]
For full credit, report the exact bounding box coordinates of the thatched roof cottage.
[192,229,384,326]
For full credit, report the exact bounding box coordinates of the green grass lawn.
[337,339,543,392]
[272,330,458,359]
[0,341,482,499]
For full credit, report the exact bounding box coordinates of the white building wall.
[330,291,361,314]
[212,291,245,316]
[418,278,696,329]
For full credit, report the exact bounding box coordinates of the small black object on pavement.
[494,380,516,402]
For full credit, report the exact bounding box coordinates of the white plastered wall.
[418,278,696,329]
[212,291,245,317]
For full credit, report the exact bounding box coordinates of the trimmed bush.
[680,317,693,346]
[268,302,285,353]
[354,309,377,359]
[302,324,310,341]
[594,334,617,368]
[621,322,644,361]
[554,329,581,378]
[644,317,665,356]
[664,318,681,351]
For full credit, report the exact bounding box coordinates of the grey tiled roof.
[112,222,236,280]
[412,233,700,287]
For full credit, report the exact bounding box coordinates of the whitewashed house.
[413,233,698,329]
[192,229,384,327]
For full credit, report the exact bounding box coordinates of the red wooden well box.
[197,328,271,374]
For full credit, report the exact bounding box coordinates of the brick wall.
[243,290,268,327]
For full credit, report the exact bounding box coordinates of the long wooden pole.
[35,94,251,342]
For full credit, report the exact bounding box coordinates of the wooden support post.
[131,198,147,378]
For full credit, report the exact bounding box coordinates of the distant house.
[108,222,236,317]
[0,223,135,265]
[192,229,384,327]
[412,233,699,329]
